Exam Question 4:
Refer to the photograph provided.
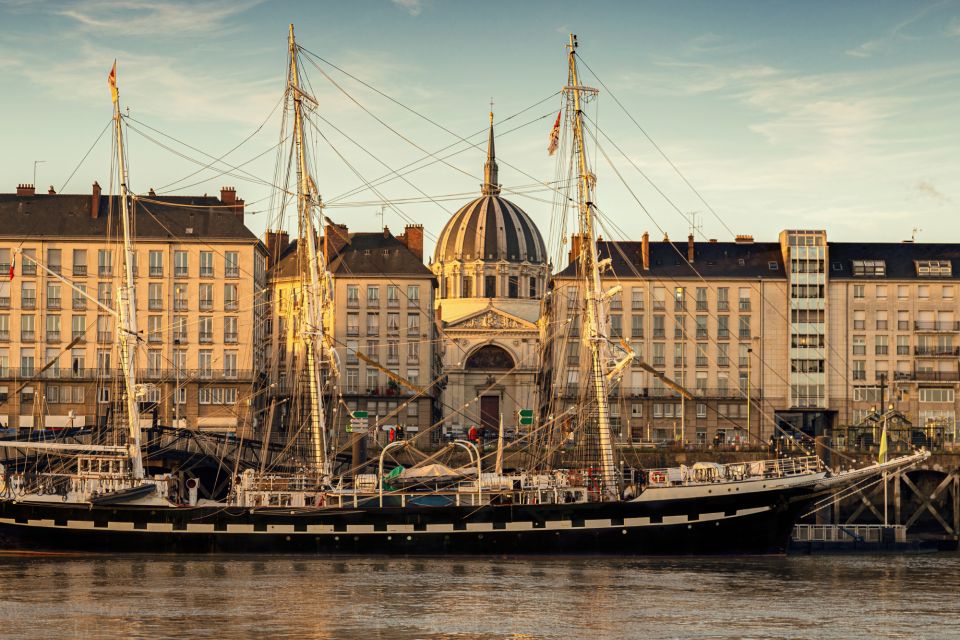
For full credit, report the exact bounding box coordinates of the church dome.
[435,194,546,264]
[434,112,546,265]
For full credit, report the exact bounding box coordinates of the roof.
[434,195,547,265]
[0,193,258,242]
[274,231,434,280]
[554,240,786,280]
[828,243,960,280]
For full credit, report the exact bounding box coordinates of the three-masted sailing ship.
[0,29,928,554]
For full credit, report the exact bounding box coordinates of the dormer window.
[916,260,952,277]
[768,261,778,271]
[852,260,886,277]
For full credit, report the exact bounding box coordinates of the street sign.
[346,425,369,434]
[351,410,368,419]
[518,408,534,426]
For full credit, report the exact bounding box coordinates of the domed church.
[431,113,550,437]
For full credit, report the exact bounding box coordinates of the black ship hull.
[0,481,815,555]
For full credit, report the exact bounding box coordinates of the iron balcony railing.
[915,321,960,332]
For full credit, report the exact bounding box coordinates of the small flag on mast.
[108,60,118,103]
[8,256,14,281]
[878,421,888,464]
[547,110,561,156]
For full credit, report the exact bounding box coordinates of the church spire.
[482,110,501,196]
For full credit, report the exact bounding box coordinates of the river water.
[0,552,957,639]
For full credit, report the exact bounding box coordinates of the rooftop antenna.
[687,211,702,238]
[912,227,922,242]
[33,160,45,188]
[376,205,386,230]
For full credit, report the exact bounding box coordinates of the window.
[148,250,163,277]
[407,341,419,363]
[148,283,163,310]
[387,312,400,334]
[96,348,111,373]
[367,285,380,306]
[461,277,472,298]
[631,315,643,338]
[225,251,239,277]
[69,249,87,276]
[147,315,162,343]
[875,335,888,355]
[876,310,888,330]
[852,260,886,277]
[717,316,729,339]
[347,313,359,336]
[147,349,162,375]
[652,342,665,367]
[897,335,910,356]
[920,388,954,403]
[853,310,865,330]
[916,260,952,277]
[485,275,496,298]
[97,249,111,277]
[46,249,61,275]
[407,313,420,336]
[199,316,213,343]
[696,343,708,367]
[529,277,537,299]
[173,316,187,343]
[919,285,930,299]
[21,282,36,309]
[852,335,866,355]
[199,251,214,277]
[224,316,238,343]
[199,283,214,310]
[97,387,110,404]
[46,282,61,310]
[387,285,400,307]
[852,361,866,380]
[20,314,35,341]
[610,314,623,338]
[653,315,665,338]
[898,285,909,299]
[366,312,379,336]
[631,288,644,311]
[695,288,707,311]
[387,340,399,363]
[853,284,865,299]
[876,285,887,299]
[653,287,666,310]
[407,285,420,308]
[738,287,750,310]
[198,350,213,378]
[224,283,238,310]
[174,285,188,311]
[674,316,684,339]
[944,285,955,300]
[224,351,238,377]
[717,288,729,311]
[738,316,751,339]
[174,251,188,277]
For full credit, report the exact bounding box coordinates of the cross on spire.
[482,105,500,196]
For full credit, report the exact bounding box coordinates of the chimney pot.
[16,183,35,196]
[641,231,650,270]
[687,233,695,263]
[398,224,424,260]
[47,185,56,195]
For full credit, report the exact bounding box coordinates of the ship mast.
[111,63,145,480]
[288,24,329,476]
[566,34,618,497]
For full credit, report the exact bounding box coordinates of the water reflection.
[0,554,957,639]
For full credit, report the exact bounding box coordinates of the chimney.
[16,183,35,196]
[569,234,584,267]
[264,230,290,268]
[323,222,349,260]
[398,224,424,260]
[220,186,244,218]
[735,234,754,244]
[383,225,390,238]
[641,231,650,270]
[687,233,695,263]
[91,181,101,219]
[47,185,56,195]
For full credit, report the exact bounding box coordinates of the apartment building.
[549,230,960,446]
[0,183,267,434]
[264,223,437,438]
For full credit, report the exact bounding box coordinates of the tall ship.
[0,29,927,554]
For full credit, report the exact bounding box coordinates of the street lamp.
[747,346,753,446]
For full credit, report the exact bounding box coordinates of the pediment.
[446,308,536,331]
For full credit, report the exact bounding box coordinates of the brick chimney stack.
[16,184,35,196]
[641,231,650,270]
[91,181,101,219]
[264,230,290,268]
[220,186,244,218]
[569,233,585,266]
[687,233,695,263]
[323,222,350,260]
[397,224,424,260]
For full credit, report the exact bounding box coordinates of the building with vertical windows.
[264,222,437,437]
[549,230,960,446]
[0,183,267,434]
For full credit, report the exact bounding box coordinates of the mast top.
[481,110,500,196]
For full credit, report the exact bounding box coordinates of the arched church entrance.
[465,345,515,432]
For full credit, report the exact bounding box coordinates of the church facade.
[430,114,550,437]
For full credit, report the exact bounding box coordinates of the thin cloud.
[916,179,951,203]
[55,0,262,36]
[845,1,949,58]
[391,0,422,17]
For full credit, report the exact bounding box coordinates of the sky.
[1,0,959,263]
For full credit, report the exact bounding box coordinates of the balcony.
[46,331,60,343]
[631,328,643,339]
[652,301,665,311]
[652,356,665,367]
[173,300,188,311]
[72,331,85,343]
[408,298,420,309]
[718,301,729,311]
[22,297,36,310]
[0,330,8,341]
[73,265,87,276]
[98,266,112,277]
[49,265,62,275]
[225,300,239,311]
[23,264,37,276]
[387,298,400,308]
[696,300,707,311]
[175,267,188,278]
[739,299,751,311]
[173,333,187,344]
[912,370,960,382]
[0,297,8,309]
[915,321,960,332]
[224,332,238,344]
[149,266,163,278]
[717,329,730,340]
[717,356,729,367]
[696,329,708,339]
[21,330,35,342]
[200,268,214,278]
[347,298,359,309]
[914,346,959,357]
[148,332,163,343]
[199,332,213,344]
[97,331,112,343]
[149,299,163,310]
[225,267,239,278]
[347,327,359,336]
[852,370,866,380]
[46,298,61,310]
[73,299,86,310]
[695,357,708,367]
[199,300,213,311]
[739,329,752,339]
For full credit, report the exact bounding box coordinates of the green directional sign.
[351,410,368,419]
[518,408,534,426]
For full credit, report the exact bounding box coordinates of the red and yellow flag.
[547,111,561,156]
[108,61,118,103]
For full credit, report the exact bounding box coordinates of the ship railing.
[793,524,906,543]
[645,455,823,487]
